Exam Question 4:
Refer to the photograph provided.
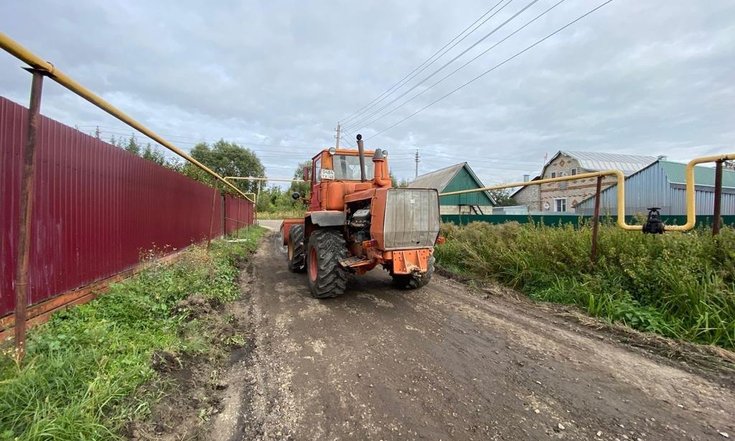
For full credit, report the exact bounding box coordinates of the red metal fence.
[0,96,254,318]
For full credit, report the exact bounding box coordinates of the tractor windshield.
[333,154,374,181]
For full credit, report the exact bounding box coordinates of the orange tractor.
[280,135,441,298]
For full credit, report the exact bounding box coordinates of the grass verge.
[256,209,305,220]
[435,222,735,349]
[0,226,265,440]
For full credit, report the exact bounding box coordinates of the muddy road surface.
[212,231,734,440]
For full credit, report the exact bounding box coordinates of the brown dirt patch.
[126,269,256,441]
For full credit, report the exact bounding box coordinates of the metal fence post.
[14,69,44,360]
[221,193,227,237]
[590,176,603,265]
[207,186,218,249]
[713,160,723,236]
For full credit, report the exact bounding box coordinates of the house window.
[554,198,567,212]
[571,168,577,176]
[550,172,556,178]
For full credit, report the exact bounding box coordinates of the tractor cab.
[306,146,391,212]
[312,148,376,182]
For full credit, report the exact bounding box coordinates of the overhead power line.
[367,0,614,140]
[354,0,568,130]
[339,0,508,126]
[343,0,540,132]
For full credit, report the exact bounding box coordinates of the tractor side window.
[313,157,322,183]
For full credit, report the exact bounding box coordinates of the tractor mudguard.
[308,211,346,227]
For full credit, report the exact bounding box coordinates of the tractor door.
[310,156,322,211]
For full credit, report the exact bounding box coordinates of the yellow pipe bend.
[671,153,735,232]
[440,169,641,230]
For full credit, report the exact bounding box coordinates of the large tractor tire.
[392,256,435,290]
[306,229,348,298]
[287,225,306,273]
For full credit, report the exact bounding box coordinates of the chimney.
[523,174,530,182]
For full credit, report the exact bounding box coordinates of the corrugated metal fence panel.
[0,97,253,317]
[576,162,735,216]
[0,98,25,316]
[224,195,253,234]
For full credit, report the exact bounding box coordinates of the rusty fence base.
[0,234,226,342]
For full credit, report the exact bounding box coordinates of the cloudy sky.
[1,1,733,186]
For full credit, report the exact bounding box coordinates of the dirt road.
[212,230,734,440]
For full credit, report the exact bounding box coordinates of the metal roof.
[560,151,659,176]
[659,160,735,188]
[409,162,467,191]
[409,162,495,204]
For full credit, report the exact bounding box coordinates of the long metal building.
[575,160,735,216]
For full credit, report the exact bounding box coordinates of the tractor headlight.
[328,147,337,155]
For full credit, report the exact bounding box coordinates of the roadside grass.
[257,209,305,220]
[0,226,265,440]
[435,222,735,349]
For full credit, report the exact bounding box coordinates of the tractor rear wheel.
[287,225,306,273]
[392,256,435,289]
[306,229,348,298]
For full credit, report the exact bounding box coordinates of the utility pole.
[414,148,420,179]
[335,123,341,149]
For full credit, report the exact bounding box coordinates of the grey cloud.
[1,0,733,185]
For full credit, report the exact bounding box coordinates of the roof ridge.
[413,162,465,179]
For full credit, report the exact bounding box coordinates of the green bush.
[0,227,265,440]
[435,222,735,348]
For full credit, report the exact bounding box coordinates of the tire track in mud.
[214,232,734,441]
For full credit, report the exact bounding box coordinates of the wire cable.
[339,0,508,125]
[355,0,568,131]
[343,0,539,132]
[367,0,614,140]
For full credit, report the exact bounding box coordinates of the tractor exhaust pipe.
[356,134,366,182]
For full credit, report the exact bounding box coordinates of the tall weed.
[435,222,735,348]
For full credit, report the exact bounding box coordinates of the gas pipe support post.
[713,160,723,236]
[590,175,603,265]
[14,69,45,360]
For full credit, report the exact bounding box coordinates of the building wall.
[439,167,494,207]
[537,153,616,213]
[513,185,540,211]
[440,205,494,215]
[575,162,735,216]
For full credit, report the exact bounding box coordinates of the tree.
[288,161,311,198]
[487,187,517,207]
[389,171,398,187]
[142,143,166,165]
[187,139,265,194]
[125,134,141,156]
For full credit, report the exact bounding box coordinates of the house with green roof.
[575,160,735,216]
[409,162,495,215]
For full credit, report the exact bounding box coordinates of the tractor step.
[339,256,373,269]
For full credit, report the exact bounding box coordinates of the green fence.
[442,214,735,228]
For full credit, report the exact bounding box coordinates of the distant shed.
[409,162,495,215]
[575,160,735,216]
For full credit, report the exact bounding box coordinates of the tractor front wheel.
[392,256,435,290]
[287,225,306,273]
[306,229,348,298]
